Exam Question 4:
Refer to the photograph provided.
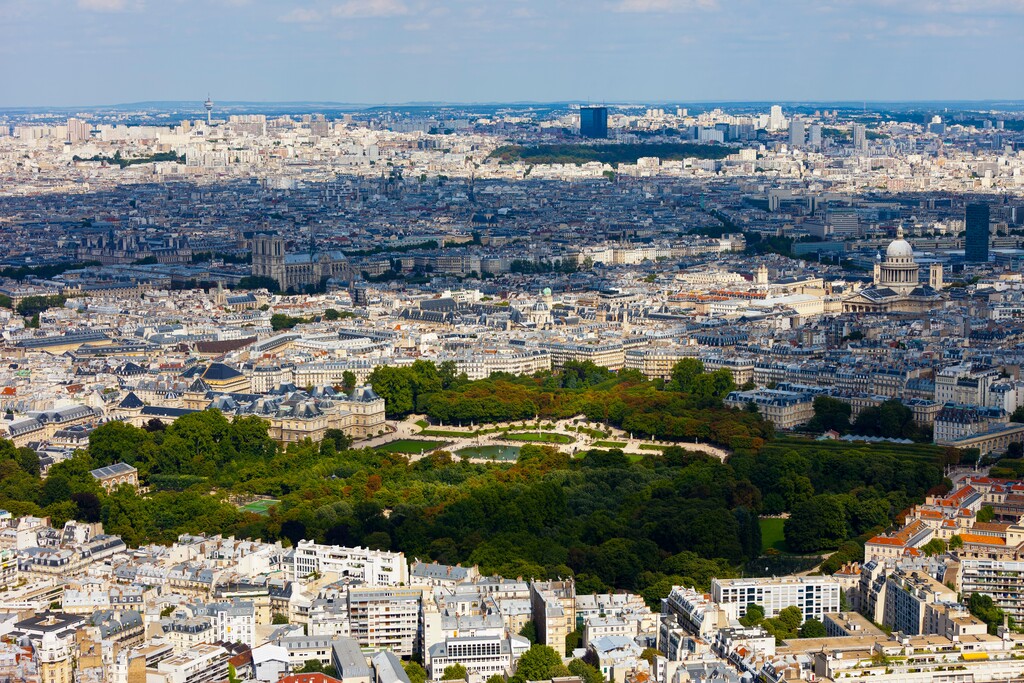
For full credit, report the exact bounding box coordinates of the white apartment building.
[542,341,625,371]
[661,586,732,640]
[452,349,552,381]
[347,587,424,657]
[205,601,256,647]
[291,541,408,585]
[624,347,698,380]
[934,363,1000,406]
[711,576,840,621]
[959,559,1024,622]
[426,612,529,680]
[152,644,229,683]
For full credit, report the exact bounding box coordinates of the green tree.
[968,593,1012,635]
[667,359,704,392]
[519,620,538,645]
[342,370,358,393]
[368,365,415,417]
[785,495,849,553]
[404,661,428,683]
[568,659,604,683]
[442,664,468,681]
[777,606,803,633]
[977,505,995,523]
[270,313,305,331]
[565,628,582,656]
[17,294,67,317]
[515,645,563,681]
[798,618,827,638]
[739,604,765,627]
[806,396,852,434]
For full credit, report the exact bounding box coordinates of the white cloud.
[280,7,322,23]
[76,0,129,11]
[896,20,993,37]
[827,0,1024,14]
[331,0,408,18]
[612,0,717,13]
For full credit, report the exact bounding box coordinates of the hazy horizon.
[3,0,1024,108]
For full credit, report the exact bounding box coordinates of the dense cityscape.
[6,0,1024,676]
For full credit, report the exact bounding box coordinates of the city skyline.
[3,0,1024,107]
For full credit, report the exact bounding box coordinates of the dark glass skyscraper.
[965,203,990,263]
[579,107,608,139]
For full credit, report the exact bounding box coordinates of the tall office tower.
[579,107,608,138]
[965,203,990,263]
[852,123,867,152]
[769,105,785,131]
[808,123,822,149]
[788,118,805,148]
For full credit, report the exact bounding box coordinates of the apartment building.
[426,614,528,681]
[711,576,840,622]
[529,580,576,653]
[624,346,699,380]
[291,542,408,585]
[347,587,424,657]
[882,570,957,635]
[723,389,814,430]
[959,559,1024,622]
[542,341,625,371]
[660,586,732,641]
[153,644,230,683]
[935,363,1000,406]
[699,354,756,385]
[453,349,552,381]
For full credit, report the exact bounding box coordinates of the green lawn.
[375,439,447,454]
[240,499,280,515]
[504,432,574,444]
[415,419,429,429]
[576,427,609,438]
[638,443,668,451]
[760,517,787,552]
[593,440,627,448]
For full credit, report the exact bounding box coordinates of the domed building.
[843,227,945,314]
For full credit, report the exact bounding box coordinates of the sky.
[1,0,1023,107]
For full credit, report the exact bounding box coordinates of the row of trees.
[368,359,757,449]
[806,396,931,442]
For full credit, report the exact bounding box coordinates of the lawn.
[638,443,668,451]
[760,517,787,553]
[375,439,447,454]
[504,432,574,444]
[575,426,609,438]
[593,440,627,448]
[415,419,429,429]
[240,499,280,516]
